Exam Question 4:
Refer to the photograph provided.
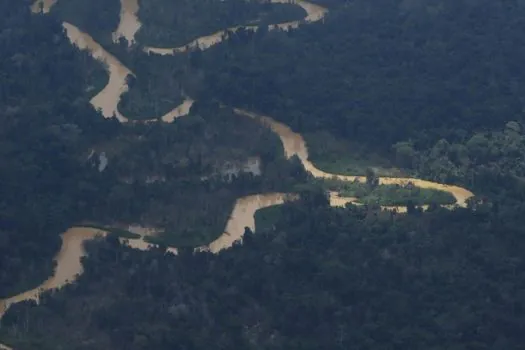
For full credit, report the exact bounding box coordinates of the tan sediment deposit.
[30,0,57,13]
[112,0,141,45]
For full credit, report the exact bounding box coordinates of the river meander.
[0,1,475,347]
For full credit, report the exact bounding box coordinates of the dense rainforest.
[2,0,525,349]
[135,0,306,47]
[192,0,525,188]
[0,0,120,298]
[2,194,525,349]
[0,0,305,297]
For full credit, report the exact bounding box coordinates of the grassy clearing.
[254,204,284,232]
[320,178,456,206]
[144,228,218,248]
[303,131,406,177]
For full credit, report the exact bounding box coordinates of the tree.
[393,141,416,168]
[365,168,379,189]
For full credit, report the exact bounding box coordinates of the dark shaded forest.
[136,0,306,47]
[192,0,525,191]
[49,0,120,45]
[2,192,525,349]
[0,0,121,298]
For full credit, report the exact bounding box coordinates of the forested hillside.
[0,0,307,298]
[3,193,525,349]
[193,0,525,184]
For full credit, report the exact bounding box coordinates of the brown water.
[112,0,141,45]
[198,193,295,253]
[0,227,105,319]
[63,22,195,123]
[62,23,132,122]
[30,0,57,13]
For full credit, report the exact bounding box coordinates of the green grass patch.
[144,228,219,249]
[254,204,284,232]
[320,178,456,206]
[304,131,406,177]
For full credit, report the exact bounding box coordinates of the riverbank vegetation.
[320,177,457,206]
[393,122,525,201]
[110,50,189,120]
[117,73,185,120]
[303,131,405,177]
[0,0,308,297]
[3,193,525,349]
[136,0,306,47]
[85,101,310,247]
[191,0,525,187]
[253,204,283,231]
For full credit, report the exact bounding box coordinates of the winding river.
[0,1,475,347]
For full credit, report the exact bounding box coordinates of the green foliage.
[85,102,310,247]
[320,178,457,206]
[396,122,525,201]
[117,72,184,120]
[0,0,120,298]
[51,0,120,45]
[304,131,405,176]
[254,204,284,231]
[135,0,306,47]
[194,0,525,156]
[50,0,120,45]
[0,0,309,298]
